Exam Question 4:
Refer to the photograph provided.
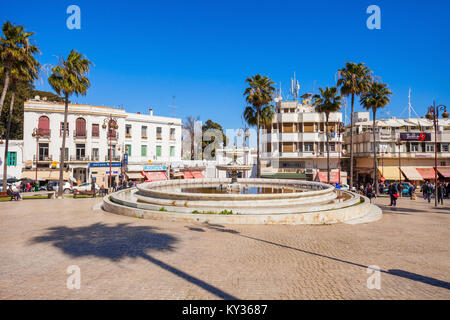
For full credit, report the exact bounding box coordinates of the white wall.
[0,140,24,179]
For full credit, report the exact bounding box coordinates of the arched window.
[38,116,50,136]
[75,117,86,137]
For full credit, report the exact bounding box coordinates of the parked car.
[49,181,73,194]
[0,184,19,193]
[73,182,100,192]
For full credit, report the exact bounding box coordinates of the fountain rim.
[136,178,335,201]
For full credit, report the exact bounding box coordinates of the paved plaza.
[0,196,449,299]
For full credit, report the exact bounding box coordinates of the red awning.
[416,168,437,180]
[183,171,194,179]
[142,171,168,182]
[317,172,341,184]
[191,171,205,179]
[437,167,450,178]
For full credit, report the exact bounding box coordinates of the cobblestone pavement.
[0,196,449,299]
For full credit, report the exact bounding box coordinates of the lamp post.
[31,128,43,182]
[336,122,346,185]
[425,101,448,207]
[102,115,119,190]
[395,139,403,197]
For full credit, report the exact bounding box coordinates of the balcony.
[170,135,175,140]
[37,128,51,137]
[91,155,100,161]
[105,155,121,161]
[125,133,132,139]
[73,130,87,139]
[69,155,89,162]
[33,155,53,162]
[107,132,118,140]
[141,135,148,139]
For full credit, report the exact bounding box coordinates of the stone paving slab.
[0,196,449,299]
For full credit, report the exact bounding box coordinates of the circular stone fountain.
[103,147,381,225]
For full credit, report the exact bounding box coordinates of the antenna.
[169,95,176,117]
[399,88,420,119]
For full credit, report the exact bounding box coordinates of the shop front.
[89,162,122,188]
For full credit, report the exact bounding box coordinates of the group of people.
[421,181,450,204]
[18,181,39,192]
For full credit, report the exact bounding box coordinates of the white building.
[22,97,182,187]
[261,99,346,183]
[0,140,24,180]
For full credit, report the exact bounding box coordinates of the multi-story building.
[344,111,450,185]
[261,99,346,183]
[22,96,182,187]
[0,140,24,180]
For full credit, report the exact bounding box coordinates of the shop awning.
[317,171,344,183]
[20,170,70,181]
[191,171,205,179]
[377,166,402,181]
[437,167,450,178]
[142,171,168,182]
[416,168,437,180]
[400,167,423,181]
[183,171,194,179]
[125,172,144,180]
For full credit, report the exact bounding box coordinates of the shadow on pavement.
[31,222,237,300]
[196,222,450,291]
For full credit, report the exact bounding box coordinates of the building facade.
[22,97,182,187]
[0,140,24,180]
[261,99,346,183]
[344,111,450,185]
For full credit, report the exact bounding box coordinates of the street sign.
[399,132,431,141]
[143,164,167,171]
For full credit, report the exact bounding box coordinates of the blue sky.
[2,0,450,129]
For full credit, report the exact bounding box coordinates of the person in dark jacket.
[424,182,433,203]
[437,182,445,205]
[389,183,399,206]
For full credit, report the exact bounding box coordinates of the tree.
[0,21,39,114]
[183,116,200,160]
[360,81,392,194]
[48,49,91,197]
[337,62,373,189]
[313,87,342,184]
[0,22,40,190]
[201,119,227,159]
[243,74,275,178]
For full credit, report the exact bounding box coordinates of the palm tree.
[1,55,40,191]
[243,74,275,178]
[48,49,91,197]
[0,21,40,114]
[337,62,373,190]
[313,87,343,183]
[360,81,392,195]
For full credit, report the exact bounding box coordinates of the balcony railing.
[37,128,51,137]
[91,155,100,161]
[33,155,53,162]
[73,130,87,138]
[141,135,147,139]
[107,132,118,140]
[70,155,89,161]
[105,155,121,161]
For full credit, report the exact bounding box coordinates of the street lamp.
[425,101,448,207]
[395,139,403,197]
[31,128,44,182]
[102,115,119,190]
[336,122,346,185]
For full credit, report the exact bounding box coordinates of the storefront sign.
[143,164,167,171]
[400,132,431,141]
[90,162,122,168]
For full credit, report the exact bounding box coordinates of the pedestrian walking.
[437,182,445,205]
[389,182,399,206]
[424,182,433,203]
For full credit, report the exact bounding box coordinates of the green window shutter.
[7,152,17,166]
[126,144,131,156]
[141,145,147,156]
[170,146,175,157]
[156,146,161,157]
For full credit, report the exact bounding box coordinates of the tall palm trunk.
[0,68,11,114]
[2,80,15,190]
[372,109,378,195]
[256,107,261,178]
[58,92,69,197]
[349,92,355,190]
[326,114,330,184]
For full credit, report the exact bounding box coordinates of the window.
[330,143,336,152]
[60,147,68,161]
[303,123,314,133]
[170,146,175,157]
[411,143,419,152]
[442,143,449,152]
[76,144,86,160]
[92,148,99,161]
[38,116,50,136]
[75,118,86,137]
[156,145,162,157]
[141,145,147,157]
[170,128,175,140]
[304,143,314,152]
[60,122,69,136]
[7,152,17,166]
[156,127,162,140]
[141,126,147,138]
[426,144,434,152]
[39,143,49,161]
[125,144,131,156]
[125,124,132,137]
[92,124,99,137]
